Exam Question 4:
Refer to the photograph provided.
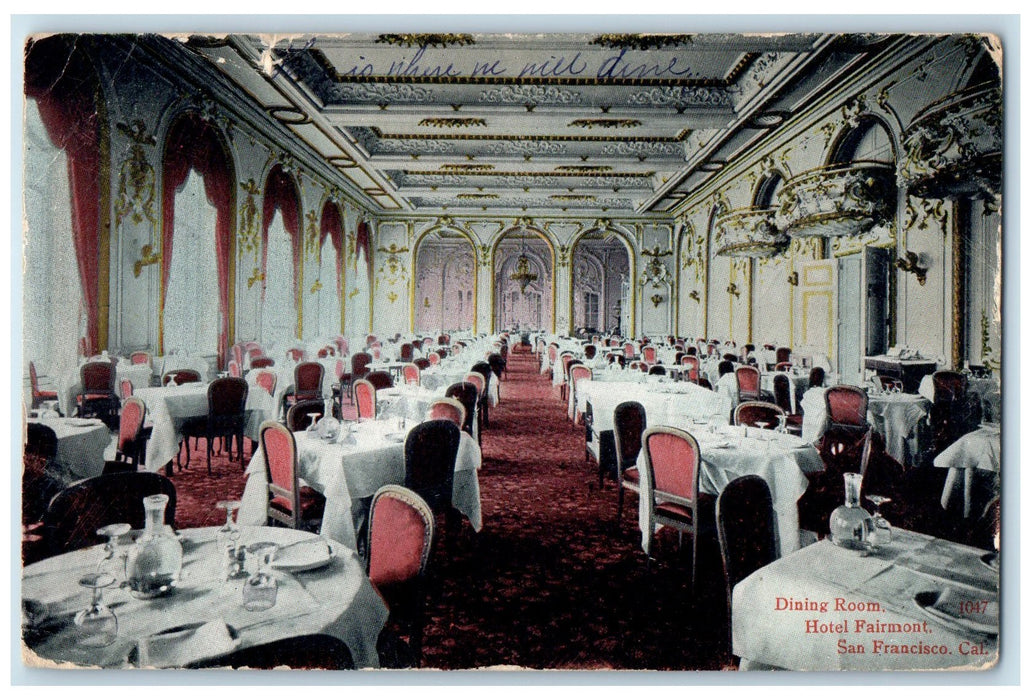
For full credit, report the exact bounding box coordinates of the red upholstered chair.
[546,343,559,377]
[343,351,373,403]
[43,472,176,556]
[641,345,658,364]
[317,346,332,359]
[77,361,119,423]
[776,346,792,365]
[249,356,275,369]
[648,365,667,377]
[681,355,700,383]
[775,362,793,372]
[28,362,59,410]
[179,377,249,474]
[247,347,264,364]
[426,352,440,366]
[583,344,597,361]
[259,420,325,531]
[129,351,151,366]
[285,361,325,411]
[402,363,421,386]
[558,353,576,401]
[103,396,148,473]
[353,378,377,420]
[286,399,325,433]
[371,346,383,360]
[716,475,777,646]
[119,378,134,400]
[735,365,761,403]
[366,334,378,347]
[639,426,710,585]
[470,361,495,427]
[568,364,593,423]
[428,397,467,429]
[613,401,647,522]
[414,358,431,371]
[227,360,242,378]
[464,371,486,401]
[368,485,435,667]
[366,370,394,391]
[254,369,277,398]
[244,341,262,354]
[623,342,636,359]
[336,337,348,357]
[285,347,306,363]
[733,400,785,428]
[772,374,803,434]
[232,344,245,369]
[825,385,869,431]
[437,334,449,346]
[403,419,461,517]
[162,369,201,386]
[399,343,414,363]
[444,382,479,439]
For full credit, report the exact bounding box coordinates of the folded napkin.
[137,619,238,668]
[274,538,331,569]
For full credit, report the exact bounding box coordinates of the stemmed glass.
[776,414,788,434]
[74,573,118,647]
[865,495,893,551]
[95,523,131,582]
[306,412,321,433]
[216,500,241,548]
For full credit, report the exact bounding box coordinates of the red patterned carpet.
[171,349,732,671]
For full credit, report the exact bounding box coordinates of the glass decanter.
[125,494,183,599]
[828,472,873,551]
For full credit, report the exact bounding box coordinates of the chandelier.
[509,237,538,293]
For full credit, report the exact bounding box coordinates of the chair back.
[162,369,201,386]
[641,426,700,503]
[437,334,449,346]
[43,473,176,555]
[81,361,116,392]
[825,385,869,428]
[464,371,486,399]
[403,419,461,512]
[427,352,441,365]
[428,397,467,429]
[29,361,43,395]
[353,379,377,419]
[250,356,275,369]
[733,401,785,428]
[333,358,346,381]
[26,423,58,460]
[130,351,151,366]
[716,475,777,598]
[402,363,421,386]
[774,362,793,372]
[118,397,147,453]
[444,382,479,436]
[932,370,968,403]
[260,420,300,526]
[366,370,394,391]
[399,343,414,363]
[584,344,597,360]
[232,344,245,368]
[286,348,306,363]
[735,365,760,401]
[772,374,793,413]
[623,342,636,358]
[698,378,713,390]
[120,378,134,399]
[613,401,647,476]
[368,485,435,588]
[254,369,277,397]
[227,360,242,378]
[286,399,326,432]
[351,351,373,378]
[414,358,431,371]
[366,334,378,347]
[648,364,666,376]
[208,377,248,418]
[641,345,658,364]
[775,347,792,364]
[293,362,325,400]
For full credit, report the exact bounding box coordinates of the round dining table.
[21,526,387,669]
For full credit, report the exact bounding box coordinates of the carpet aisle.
[169,348,731,670]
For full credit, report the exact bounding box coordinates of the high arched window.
[316,201,344,338]
[260,165,301,348]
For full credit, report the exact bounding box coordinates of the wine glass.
[74,573,118,647]
[306,412,321,433]
[216,500,241,547]
[865,495,893,551]
[776,414,788,434]
[95,523,131,582]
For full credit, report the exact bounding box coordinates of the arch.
[317,198,346,336]
[752,170,786,209]
[568,225,636,336]
[261,163,303,343]
[490,225,557,333]
[410,222,480,334]
[826,114,899,166]
[159,109,238,366]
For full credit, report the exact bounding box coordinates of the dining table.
[420,363,500,407]
[732,528,999,670]
[237,419,482,551]
[27,416,114,484]
[638,424,823,556]
[21,525,387,669]
[934,424,1001,518]
[134,382,278,472]
[867,391,933,467]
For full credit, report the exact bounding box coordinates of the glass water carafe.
[125,494,183,598]
[828,472,872,550]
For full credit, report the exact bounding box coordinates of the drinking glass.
[242,542,279,611]
[306,412,320,433]
[865,495,893,551]
[74,573,118,647]
[95,523,131,582]
[215,500,241,549]
[776,414,788,434]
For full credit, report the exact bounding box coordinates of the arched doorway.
[413,228,477,335]
[569,230,631,336]
[492,229,554,333]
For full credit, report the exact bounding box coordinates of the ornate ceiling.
[184,32,899,218]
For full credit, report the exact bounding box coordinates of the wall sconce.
[650,293,664,308]
[787,271,799,287]
[726,282,741,299]
[688,289,701,303]
[895,250,928,286]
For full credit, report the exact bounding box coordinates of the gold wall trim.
[409,223,479,335]
[951,199,965,369]
[490,225,557,334]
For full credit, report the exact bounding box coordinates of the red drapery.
[161,112,235,368]
[261,165,302,315]
[24,36,102,356]
[320,201,345,316]
[355,219,374,281]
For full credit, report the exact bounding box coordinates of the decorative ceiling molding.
[589,34,696,51]
[569,118,643,129]
[375,33,476,49]
[418,117,487,128]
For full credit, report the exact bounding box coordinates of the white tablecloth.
[867,393,932,467]
[934,424,1001,517]
[420,363,499,406]
[28,416,114,483]
[376,385,446,422]
[638,425,821,556]
[238,422,482,549]
[57,363,155,417]
[733,529,998,670]
[155,355,212,382]
[578,379,731,435]
[22,526,387,668]
[134,384,277,471]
